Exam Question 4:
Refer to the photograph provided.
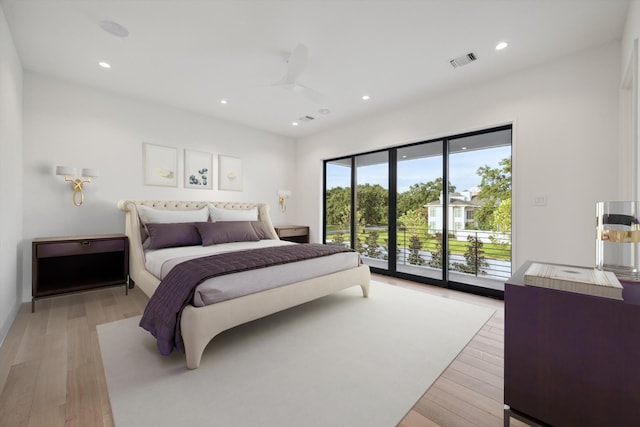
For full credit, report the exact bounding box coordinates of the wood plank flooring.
[0,275,523,427]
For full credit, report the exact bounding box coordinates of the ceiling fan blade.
[293,83,325,105]
[284,43,308,84]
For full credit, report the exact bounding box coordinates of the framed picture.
[143,143,178,187]
[184,150,213,189]
[218,155,242,191]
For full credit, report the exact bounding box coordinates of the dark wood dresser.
[504,261,640,426]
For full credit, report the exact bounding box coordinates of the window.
[323,125,511,297]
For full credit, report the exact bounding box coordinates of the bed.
[118,200,371,369]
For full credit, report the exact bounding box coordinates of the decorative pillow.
[208,205,258,222]
[251,221,273,239]
[145,222,202,249]
[138,205,209,224]
[195,221,260,246]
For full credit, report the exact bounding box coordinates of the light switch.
[534,195,547,206]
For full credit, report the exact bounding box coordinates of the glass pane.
[447,129,512,291]
[355,152,389,270]
[325,159,352,248]
[396,142,444,280]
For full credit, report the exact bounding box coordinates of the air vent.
[298,115,315,122]
[449,52,477,68]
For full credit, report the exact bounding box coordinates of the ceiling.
[1,0,630,139]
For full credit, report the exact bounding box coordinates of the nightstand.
[32,234,129,312]
[274,225,310,243]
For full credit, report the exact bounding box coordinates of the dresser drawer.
[36,238,125,258]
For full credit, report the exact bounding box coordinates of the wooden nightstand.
[32,234,129,312]
[274,225,310,243]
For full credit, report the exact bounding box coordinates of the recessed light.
[220,99,228,104]
[98,61,111,69]
[461,146,467,150]
[496,41,509,50]
[361,95,371,101]
[292,122,299,126]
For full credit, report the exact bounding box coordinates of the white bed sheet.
[144,240,361,307]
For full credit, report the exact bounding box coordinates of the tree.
[428,232,449,269]
[493,198,512,233]
[407,235,426,265]
[397,178,456,216]
[331,230,345,245]
[475,157,511,231]
[356,183,388,226]
[325,187,351,226]
[398,209,427,234]
[452,234,489,275]
[363,230,382,259]
[398,208,427,263]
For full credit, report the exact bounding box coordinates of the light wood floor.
[0,275,526,427]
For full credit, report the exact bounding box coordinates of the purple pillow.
[145,222,202,249]
[195,221,260,246]
[251,221,273,239]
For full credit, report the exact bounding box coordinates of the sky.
[326,145,511,193]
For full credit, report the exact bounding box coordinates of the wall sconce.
[278,190,291,212]
[56,166,99,207]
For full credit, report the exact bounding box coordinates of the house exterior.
[426,191,482,232]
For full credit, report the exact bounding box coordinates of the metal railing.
[397,227,512,279]
[325,225,512,280]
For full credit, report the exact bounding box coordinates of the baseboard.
[0,299,21,347]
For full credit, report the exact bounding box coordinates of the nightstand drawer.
[275,226,310,243]
[37,238,125,258]
[277,227,309,238]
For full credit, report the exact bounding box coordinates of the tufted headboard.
[117,200,279,297]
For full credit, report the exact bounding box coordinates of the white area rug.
[98,281,494,427]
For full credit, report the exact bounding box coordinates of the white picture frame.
[184,150,213,189]
[218,155,242,191]
[143,143,178,187]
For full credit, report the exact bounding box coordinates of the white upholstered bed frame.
[118,200,371,369]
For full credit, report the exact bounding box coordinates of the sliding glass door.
[447,129,512,292]
[355,152,389,270]
[325,159,352,248]
[324,126,511,296]
[396,142,444,281]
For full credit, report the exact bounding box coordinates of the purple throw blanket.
[139,243,355,356]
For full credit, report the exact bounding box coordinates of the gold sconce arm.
[65,176,92,207]
[278,190,291,213]
[56,166,98,207]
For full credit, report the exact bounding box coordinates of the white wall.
[295,42,621,272]
[622,1,639,70]
[621,0,639,199]
[21,73,296,302]
[0,7,23,343]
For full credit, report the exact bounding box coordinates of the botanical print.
[185,150,213,189]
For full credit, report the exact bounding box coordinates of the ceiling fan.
[270,43,325,105]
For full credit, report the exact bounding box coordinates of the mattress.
[144,240,361,307]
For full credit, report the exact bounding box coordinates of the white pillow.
[208,205,258,222]
[137,205,209,224]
